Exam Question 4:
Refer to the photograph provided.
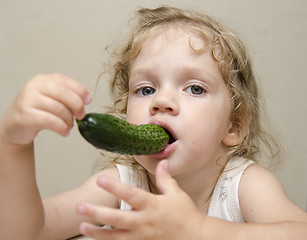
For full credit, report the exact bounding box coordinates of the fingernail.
[97,176,108,187]
[64,130,70,137]
[76,110,86,120]
[80,222,95,235]
[84,94,92,104]
[79,110,86,119]
[162,160,169,171]
[77,203,87,214]
[79,223,88,235]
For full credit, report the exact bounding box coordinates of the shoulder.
[239,164,280,197]
[239,164,307,223]
[84,166,121,186]
[78,166,121,207]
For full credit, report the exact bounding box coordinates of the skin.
[76,26,307,239]
[0,74,119,239]
[126,26,240,211]
[0,26,306,240]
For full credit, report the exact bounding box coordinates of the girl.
[0,6,306,240]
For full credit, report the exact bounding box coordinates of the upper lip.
[148,118,177,144]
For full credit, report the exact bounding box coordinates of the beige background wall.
[1,0,306,211]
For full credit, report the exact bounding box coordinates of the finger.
[32,73,92,105]
[57,74,92,104]
[97,175,149,210]
[33,94,74,128]
[30,74,92,119]
[31,109,71,137]
[80,222,130,240]
[49,73,92,105]
[155,160,180,195]
[40,82,87,120]
[77,203,139,229]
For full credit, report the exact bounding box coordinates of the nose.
[149,90,179,116]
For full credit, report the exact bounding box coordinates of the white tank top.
[207,157,255,222]
[74,157,254,239]
[116,157,255,222]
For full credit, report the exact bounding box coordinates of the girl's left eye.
[137,86,156,96]
[185,84,206,95]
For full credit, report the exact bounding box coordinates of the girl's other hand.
[0,74,92,146]
[76,160,205,240]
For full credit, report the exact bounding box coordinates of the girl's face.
[126,26,239,177]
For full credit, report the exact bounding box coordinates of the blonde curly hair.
[101,6,282,169]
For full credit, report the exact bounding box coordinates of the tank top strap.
[208,157,255,222]
[115,164,150,210]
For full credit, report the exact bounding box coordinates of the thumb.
[155,160,180,195]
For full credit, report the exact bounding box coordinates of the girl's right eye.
[137,86,156,96]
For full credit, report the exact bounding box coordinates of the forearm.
[0,74,91,239]
[203,216,307,240]
[0,140,45,239]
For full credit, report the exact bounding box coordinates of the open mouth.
[164,129,176,145]
[148,125,177,158]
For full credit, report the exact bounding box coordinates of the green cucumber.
[76,113,169,155]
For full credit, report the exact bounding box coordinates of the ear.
[222,123,242,146]
[222,117,250,147]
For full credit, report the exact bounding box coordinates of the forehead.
[138,24,209,55]
[130,25,224,85]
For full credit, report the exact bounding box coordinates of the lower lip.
[148,141,177,159]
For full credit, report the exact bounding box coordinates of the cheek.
[183,105,232,149]
[125,105,133,123]
[126,99,148,124]
[126,98,139,122]
[180,127,227,164]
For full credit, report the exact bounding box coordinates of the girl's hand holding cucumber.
[0,73,166,155]
[0,74,92,146]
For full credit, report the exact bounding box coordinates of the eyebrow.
[178,65,222,87]
[129,68,154,81]
[130,68,149,76]
[130,63,222,86]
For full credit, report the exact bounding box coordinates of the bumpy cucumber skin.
[77,113,169,155]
